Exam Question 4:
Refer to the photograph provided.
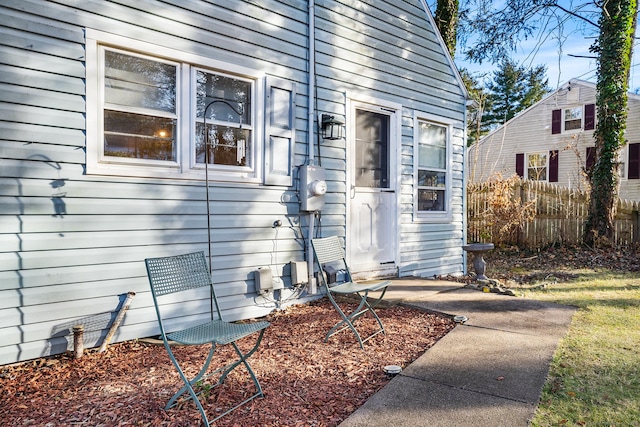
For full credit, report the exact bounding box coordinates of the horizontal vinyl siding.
[0,0,310,364]
[314,0,466,278]
[1,0,467,365]
[470,82,599,188]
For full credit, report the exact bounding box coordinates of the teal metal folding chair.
[311,236,391,349]
[145,251,270,425]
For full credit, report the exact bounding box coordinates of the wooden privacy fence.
[468,180,640,248]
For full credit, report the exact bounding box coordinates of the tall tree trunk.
[585,0,638,246]
[435,0,459,57]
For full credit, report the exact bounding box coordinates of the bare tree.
[452,0,638,246]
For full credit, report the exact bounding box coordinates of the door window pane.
[355,110,390,188]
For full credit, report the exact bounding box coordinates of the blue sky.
[432,1,640,91]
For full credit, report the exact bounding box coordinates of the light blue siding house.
[0,0,468,364]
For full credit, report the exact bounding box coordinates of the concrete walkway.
[340,278,577,427]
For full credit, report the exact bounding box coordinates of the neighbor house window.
[414,113,452,221]
[516,151,559,182]
[551,104,595,134]
[564,107,582,131]
[85,29,294,185]
[527,153,548,181]
[586,146,627,179]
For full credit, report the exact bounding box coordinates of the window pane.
[418,170,446,188]
[418,144,446,169]
[355,110,389,188]
[418,121,446,147]
[196,123,251,167]
[418,189,445,211]
[527,153,546,167]
[104,50,176,113]
[104,110,176,160]
[418,121,446,169]
[526,153,547,181]
[196,71,251,125]
[564,107,582,130]
[564,107,582,121]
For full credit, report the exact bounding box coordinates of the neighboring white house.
[0,0,468,364]
[468,79,640,200]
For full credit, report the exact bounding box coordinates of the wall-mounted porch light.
[321,114,344,140]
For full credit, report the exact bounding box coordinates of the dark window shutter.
[585,146,595,173]
[516,153,525,177]
[549,150,559,182]
[552,109,562,134]
[629,143,640,179]
[584,104,596,130]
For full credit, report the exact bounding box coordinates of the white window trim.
[85,29,265,183]
[413,111,453,223]
[620,145,628,180]
[524,152,549,181]
[562,105,584,134]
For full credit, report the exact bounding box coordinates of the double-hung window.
[551,104,596,134]
[414,113,452,221]
[515,150,559,182]
[526,153,548,181]
[86,29,295,185]
[563,107,582,131]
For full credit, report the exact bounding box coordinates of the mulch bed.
[1,298,455,426]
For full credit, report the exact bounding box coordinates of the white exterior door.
[347,101,399,278]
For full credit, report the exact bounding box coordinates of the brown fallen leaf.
[0,299,455,427]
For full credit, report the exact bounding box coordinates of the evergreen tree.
[430,0,638,245]
[455,0,638,246]
[483,58,551,129]
[460,68,491,146]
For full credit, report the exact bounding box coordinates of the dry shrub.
[469,173,536,246]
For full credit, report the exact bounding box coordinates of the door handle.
[350,184,356,199]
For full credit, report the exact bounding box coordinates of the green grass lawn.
[515,270,640,426]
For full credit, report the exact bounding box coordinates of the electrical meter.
[300,165,327,211]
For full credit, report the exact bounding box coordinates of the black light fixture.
[321,114,344,140]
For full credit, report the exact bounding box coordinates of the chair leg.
[163,330,267,426]
[218,329,266,393]
[325,290,387,349]
[324,293,368,348]
[164,342,216,426]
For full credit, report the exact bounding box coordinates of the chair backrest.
[145,251,221,321]
[311,236,345,265]
[311,237,353,284]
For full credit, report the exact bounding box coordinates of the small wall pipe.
[307,0,317,294]
[99,292,136,353]
[72,325,84,359]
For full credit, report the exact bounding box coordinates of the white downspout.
[307,0,317,294]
